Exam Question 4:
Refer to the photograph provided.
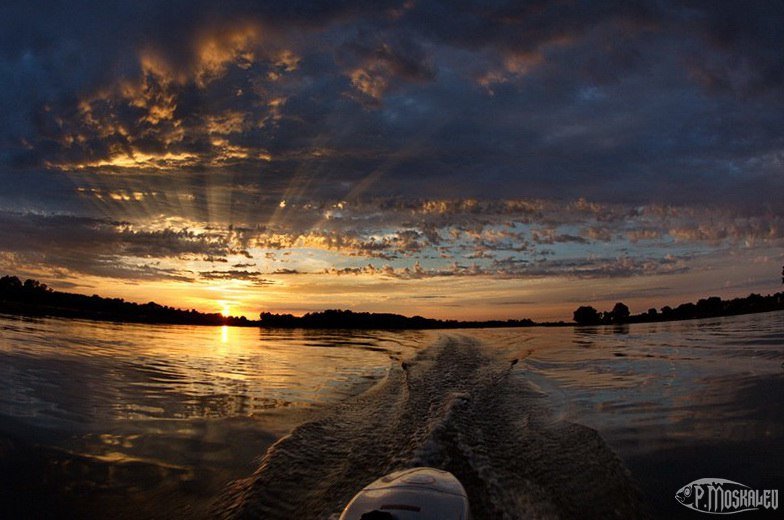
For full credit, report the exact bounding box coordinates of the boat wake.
[217,334,646,519]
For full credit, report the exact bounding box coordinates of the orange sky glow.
[2,10,783,322]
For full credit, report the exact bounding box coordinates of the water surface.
[0,315,427,518]
[0,311,782,518]
[474,312,784,517]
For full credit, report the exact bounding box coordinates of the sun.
[221,303,231,317]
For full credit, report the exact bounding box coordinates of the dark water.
[0,312,782,518]
[473,313,784,518]
[0,317,425,518]
[218,334,642,519]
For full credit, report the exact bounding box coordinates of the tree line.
[0,275,534,329]
[0,275,250,326]
[258,309,535,329]
[2,273,783,329]
[573,293,784,325]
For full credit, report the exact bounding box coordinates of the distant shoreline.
[0,300,544,330]
[2,303,782,330]
[1,275,782,330]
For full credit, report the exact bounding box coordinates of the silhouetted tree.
[0,275,22,290]
[573,306,601,325]
[610,302,630,323]
[257,308,533,329]
[2,273,783,328]
[697,296,722,316]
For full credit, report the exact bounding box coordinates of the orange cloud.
[478,34,575,92]
[48,149,198,171]
[194,24,261,87]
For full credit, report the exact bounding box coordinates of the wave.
[216,333,646,519]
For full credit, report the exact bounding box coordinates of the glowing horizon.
[3,195,781,322]
[1,2,783,321]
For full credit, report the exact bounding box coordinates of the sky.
[0,0,782,321]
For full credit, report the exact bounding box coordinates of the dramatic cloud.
[1,1,782,319]
[2,0,783,210]
[0,199,780,283]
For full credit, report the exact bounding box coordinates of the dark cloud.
[198,269,274,285]
[1,0,783,218]
[0,199,779,285]
[0,212,226,281]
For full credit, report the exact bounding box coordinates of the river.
[0,311,782,518]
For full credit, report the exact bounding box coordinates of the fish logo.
[675,478,779,514]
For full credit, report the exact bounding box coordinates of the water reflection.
[0,314,429,517]
[472,311,784,518]
[1,312,782,518]
[0,317,428,428]
[511,314,783,449]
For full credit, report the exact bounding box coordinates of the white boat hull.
[339,467,470,519]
